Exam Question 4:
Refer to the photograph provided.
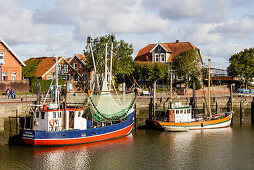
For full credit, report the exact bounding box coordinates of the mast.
[87,37,99,90]
[208,56,211,118]
[105,43,107,84]
[170,63,173,108]
[54,54,59,105]
[109,35,114,90]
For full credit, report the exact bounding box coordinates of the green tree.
[85,35,134,81]
[227,48,254,88]
[133,62,169,83]
[173,49,202,89]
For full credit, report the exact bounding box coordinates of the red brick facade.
[0,38,25,81]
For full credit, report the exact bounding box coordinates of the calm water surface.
[1,122,254,170]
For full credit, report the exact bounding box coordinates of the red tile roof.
[135,41,199,63]
[76,54,87,63]
[24,56,63,78]
[37,57,56,77]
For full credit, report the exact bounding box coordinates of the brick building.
[0,37,26,80]
[134,40,202,64]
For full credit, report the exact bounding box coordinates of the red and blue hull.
[22,111,135,146]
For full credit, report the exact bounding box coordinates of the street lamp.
[0,63,2,81]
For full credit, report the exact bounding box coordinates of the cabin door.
[69,111,74,129]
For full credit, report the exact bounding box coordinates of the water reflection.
[2,125,254,169]
[33,135,133,170]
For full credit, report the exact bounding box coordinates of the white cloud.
[33,0,171,35]
[169,23,221,45]
[210,16,254,38]
[142,0,230,23]
[200,43,253,69]
[0,0,48,45]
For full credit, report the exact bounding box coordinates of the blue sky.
[1,0,254,69]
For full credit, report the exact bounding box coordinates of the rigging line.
[112,79,123,107]
[43,78,55,104]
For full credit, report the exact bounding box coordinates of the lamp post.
[0,63,2,81]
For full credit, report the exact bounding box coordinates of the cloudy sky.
[1,0,254,69]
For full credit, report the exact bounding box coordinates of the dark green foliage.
[173,49,202,89]
[85,35,134,81]
[30,76,65,92]
[133,62,169,82]
[22,58,43,78]
[227,48,254,87]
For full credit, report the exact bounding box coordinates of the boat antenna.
[87,36,99,91]
[109,34,114,90]
[54,54,59,105]
[208,56,211,118]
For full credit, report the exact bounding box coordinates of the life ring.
[49,119,54,126]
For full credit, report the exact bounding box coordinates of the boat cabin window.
[58,112,61,118]
[78,111,81,117]
[70,111,75,118]
[36,112,39,118]
[176,110,179,114]
[187,109,191,113]
[53,112,56,118]
[41,112,45,119]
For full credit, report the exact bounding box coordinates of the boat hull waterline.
[154,113,232,130]
[22,111,134,146]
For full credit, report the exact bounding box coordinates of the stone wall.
[0,80,30,93]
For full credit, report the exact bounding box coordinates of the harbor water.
[1,113,254,169]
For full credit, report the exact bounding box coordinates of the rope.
[88,93,137,122]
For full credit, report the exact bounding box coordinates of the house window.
[11,72,16,80]
[71,63,78,70]
[155,54,159,62]
[160,54,165,62]
[2,72,7,80]
[0,52,4,64]
[63,65,68,73]
[48,75,53,80]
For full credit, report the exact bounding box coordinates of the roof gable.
[135,41,200,63]
[69,54,87,66]
[0,37,26,66]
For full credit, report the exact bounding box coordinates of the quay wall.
[0,94,253,131]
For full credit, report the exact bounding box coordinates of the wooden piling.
[251,97,254,124]
[192,82,196,118]
[153,81,156,119]
[203,103,206,118]
[216,101,218,114]
[16,110,18,134]
[240,102,242,125]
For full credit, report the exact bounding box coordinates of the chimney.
[176,40,179,43]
